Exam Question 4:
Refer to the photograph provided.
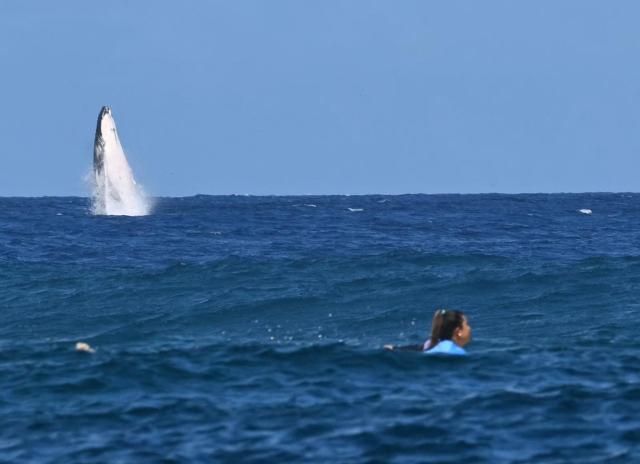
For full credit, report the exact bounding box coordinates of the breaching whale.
[92,106,150,216]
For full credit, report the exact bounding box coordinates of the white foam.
[579,209,592,215]
[348,208,364,212]
[92,111,150,216]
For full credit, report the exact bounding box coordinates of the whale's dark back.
[93,106,110,174]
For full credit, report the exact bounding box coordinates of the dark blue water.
[1,194,639,463]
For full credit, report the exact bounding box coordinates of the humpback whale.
[92,106,150,216]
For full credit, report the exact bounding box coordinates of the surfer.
[384,309,471,355]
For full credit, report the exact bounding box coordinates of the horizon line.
[0,191,638,199]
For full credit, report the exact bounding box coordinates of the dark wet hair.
[426,309,465,350]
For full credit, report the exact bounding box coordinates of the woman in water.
[384,309,472,355]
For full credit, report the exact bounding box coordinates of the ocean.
[1,194,639,463]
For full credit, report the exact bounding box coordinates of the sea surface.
[1,194,639,463]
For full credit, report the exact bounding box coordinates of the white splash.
[579,209,592,215]
[92,107,150,216]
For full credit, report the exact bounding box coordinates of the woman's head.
[427,309,472,349]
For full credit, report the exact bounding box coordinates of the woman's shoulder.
[424,340,467,356]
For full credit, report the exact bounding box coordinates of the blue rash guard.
[423,340,467,356]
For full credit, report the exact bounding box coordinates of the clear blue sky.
[1,1,639,196]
